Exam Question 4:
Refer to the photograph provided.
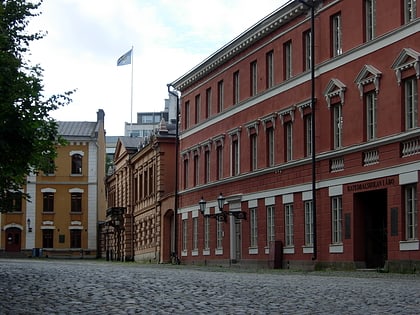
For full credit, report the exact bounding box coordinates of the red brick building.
[170,0,419,271]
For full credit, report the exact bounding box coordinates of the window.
[182,219,188,251]
[285,204,294,247]
[184,101,190,129]
[250,133,258,171]
[43,192,54,212]
[205,88,212,119]
[250,208,258,248]
[71,193,82,212]
[216,219,223,249]
[266,126,275,167]
[192,217,198,250]
[233,71,240,104]
[193,154,199,186]
[331,13,342,56]
[405,185,418,240]
[195,94,201,124]
[217,80,224,113]
[303,30,311,71]
[231,138,239,176]
[332,196,343,244]
[284,41,292,80]
[266,51,274,88]
[333,103,343,149]
[405,77,418,130]
[364,0,376,41]
[305,114,312,157]
[70,229,81,248]
[6,191,22,212]
[366,92,377,140]
[216,145,223,180]
[304,200,314,246]
[204,217,210,249]
[285,122,293,161]
[71,154,82,175]
[204,149,210,184]
[251,61,258,96]
[266,206,275,246]
[404,0,417,23]
[183,158,189,189]
[42,229,54,248]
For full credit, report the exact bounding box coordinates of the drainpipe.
[167,84,180,260]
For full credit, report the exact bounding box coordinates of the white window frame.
[305,114,312,157]
[365,0,376,41]
[332,196,343,244]
[286,122,293,161]
[304,30,311,71]
[405,185,418,240]
[216,219,223,249]
[266,51,274,88]
[204,216,210,250]
[251,133,258,171]
[366,92,377,140]
[192,217,198,250]
[304,200,314,246]
[233,71,240,104]
[404,0,417,23]
[284,41,292,80]
[333,103,343,149]
[285,204,294,247]
[267,127,275,166]
[182,219,188,251]
[266,206,275,246]
[405,77,418,130]
[332,13,342,56]
[250,208,258,248]
[251,61,258,96]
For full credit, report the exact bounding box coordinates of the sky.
[27,0,289,136]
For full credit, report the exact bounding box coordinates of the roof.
[58,121,98,137]
[119,136,142,150]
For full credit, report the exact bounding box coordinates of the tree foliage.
[0,0,73,212]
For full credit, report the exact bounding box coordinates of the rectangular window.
[405,185,418,240]
[333,103,343,149]
[303,30,311,71]
[195,94,201,124]
[332,196,343,244]
[216,219,223,249]
[285,204,294,247]
[204,150,210,184]
[216,145,223,180]
[43,192,54,212]
[205,88,212,119]
[232,139,239,176]
[404,0,417,23]
[183,159,189,189]
[204,216,210,249]
[184,101,190,129]
[304,200,314,246]
[193,154,199,186]
[217,80,224,113]
[71,193,82,212]
[266,206,275,245]
[266,51,274,88]
[233,71,240,104]
[71,154,82,175]
[364,0,376,41]
[251,61,258,96]
[331,13,342,56]
[42,229,54,248]
[8,192,22,212]
[405,77,418,130]
[250,133,258,171]
[266,126,275,167]
[182,219,188,251]
[366,92,377,140]
[305,114,312,157]
[70,229,82,248]
[285,122,293,161]
[284,41,292,79]
[250,208,258,248]
[192,217,198,250]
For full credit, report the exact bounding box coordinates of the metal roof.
[58,121,97,137]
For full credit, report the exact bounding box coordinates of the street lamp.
[199,193,247,222]
[27,218,32,233]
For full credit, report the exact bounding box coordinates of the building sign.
[347,177,395,192]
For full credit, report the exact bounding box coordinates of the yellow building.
[0,110,106,258]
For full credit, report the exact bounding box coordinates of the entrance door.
[354,189,387,268]
[5,228,21,252]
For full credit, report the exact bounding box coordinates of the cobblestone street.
[0,259,419,314]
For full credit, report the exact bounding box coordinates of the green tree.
[0,0,73,212]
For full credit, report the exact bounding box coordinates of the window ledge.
[215,248,223,255]
[329,243,343,253]
[283,246,295,254]
[302,245,314,254]
[400,240,419,251]
[248,247,258,255]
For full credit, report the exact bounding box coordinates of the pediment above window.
[324,79,346,108]
[278,106,296,125]
[391,48,420,85]
[354,65,382,97]
[244,120,260,136]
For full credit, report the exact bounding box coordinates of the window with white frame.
[193,154,199,186]
[204,149,210,184]
[285,204,294,247]
[266,50,274,88]
[266,126,275,167]
[364,0,376,41]
[404,0,417,23]
[266,206,275,246]
[71,193,82,212]
[233,71,240,105]
[184,101,190,129]
[195,94,201,124]
[285,121,293,161]
[304,200,314,246]
[183,158,189,189]
[366,92,377,140]
[204,216,210,249]
[405,77,418,130]
[216,219,223,249]
[71,153,82,175]
[250,208,258,248]
[333,103,343,149]
[305,114,312,157]
[332,196,343,244]
[217,80,224,113]
[182,219,188,251]
[303,29,311,71]
[231,138,239,176]
[216,144,223,180]
[284,41,292,80]
[405,185,418,240]
[251,61,258,96]
[250,133,258,171]
[192,217,198,250]
[331,13,342,57]
[205,87,212,119]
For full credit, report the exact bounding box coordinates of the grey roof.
[119,136,142,150]
[58,121,97,137]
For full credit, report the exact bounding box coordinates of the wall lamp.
[27,218,32,232]
[199,193,247,222]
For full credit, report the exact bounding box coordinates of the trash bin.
[32,248,40,257]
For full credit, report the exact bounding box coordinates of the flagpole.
[130,45,134,135]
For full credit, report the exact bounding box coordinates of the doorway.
[354,189,387,268]
[5,227,21,252]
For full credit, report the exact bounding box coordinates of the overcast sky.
[28,0,289,136]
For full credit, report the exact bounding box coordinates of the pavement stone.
[0,258,419,314]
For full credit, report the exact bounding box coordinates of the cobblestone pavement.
[0,259,419,314]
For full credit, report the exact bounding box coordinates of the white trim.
[265,196,275,206]
[248,247,258,255]
[69,188,84,193]
[69,150,84,156]
[329,243,344,253]
[329,185,343,197]
[215,248,223,255]
[302,190,312,201]
[191,210,199,218]
[3,223,23,231]
[283,246,295,254]
[69,226,83,230]
[41,188,56,193]
[399,171,418,185]
[203,249,210,256]
[399,240,419,251]
[191,249,199,256]
[248,199,258,208]
[41,226,56,230]
[182,212,188,220]
[282,193,294,204]
[302,246,314,254]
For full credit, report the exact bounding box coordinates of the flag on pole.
[117,49,132,66]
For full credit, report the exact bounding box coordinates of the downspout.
[167,84,180,260]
